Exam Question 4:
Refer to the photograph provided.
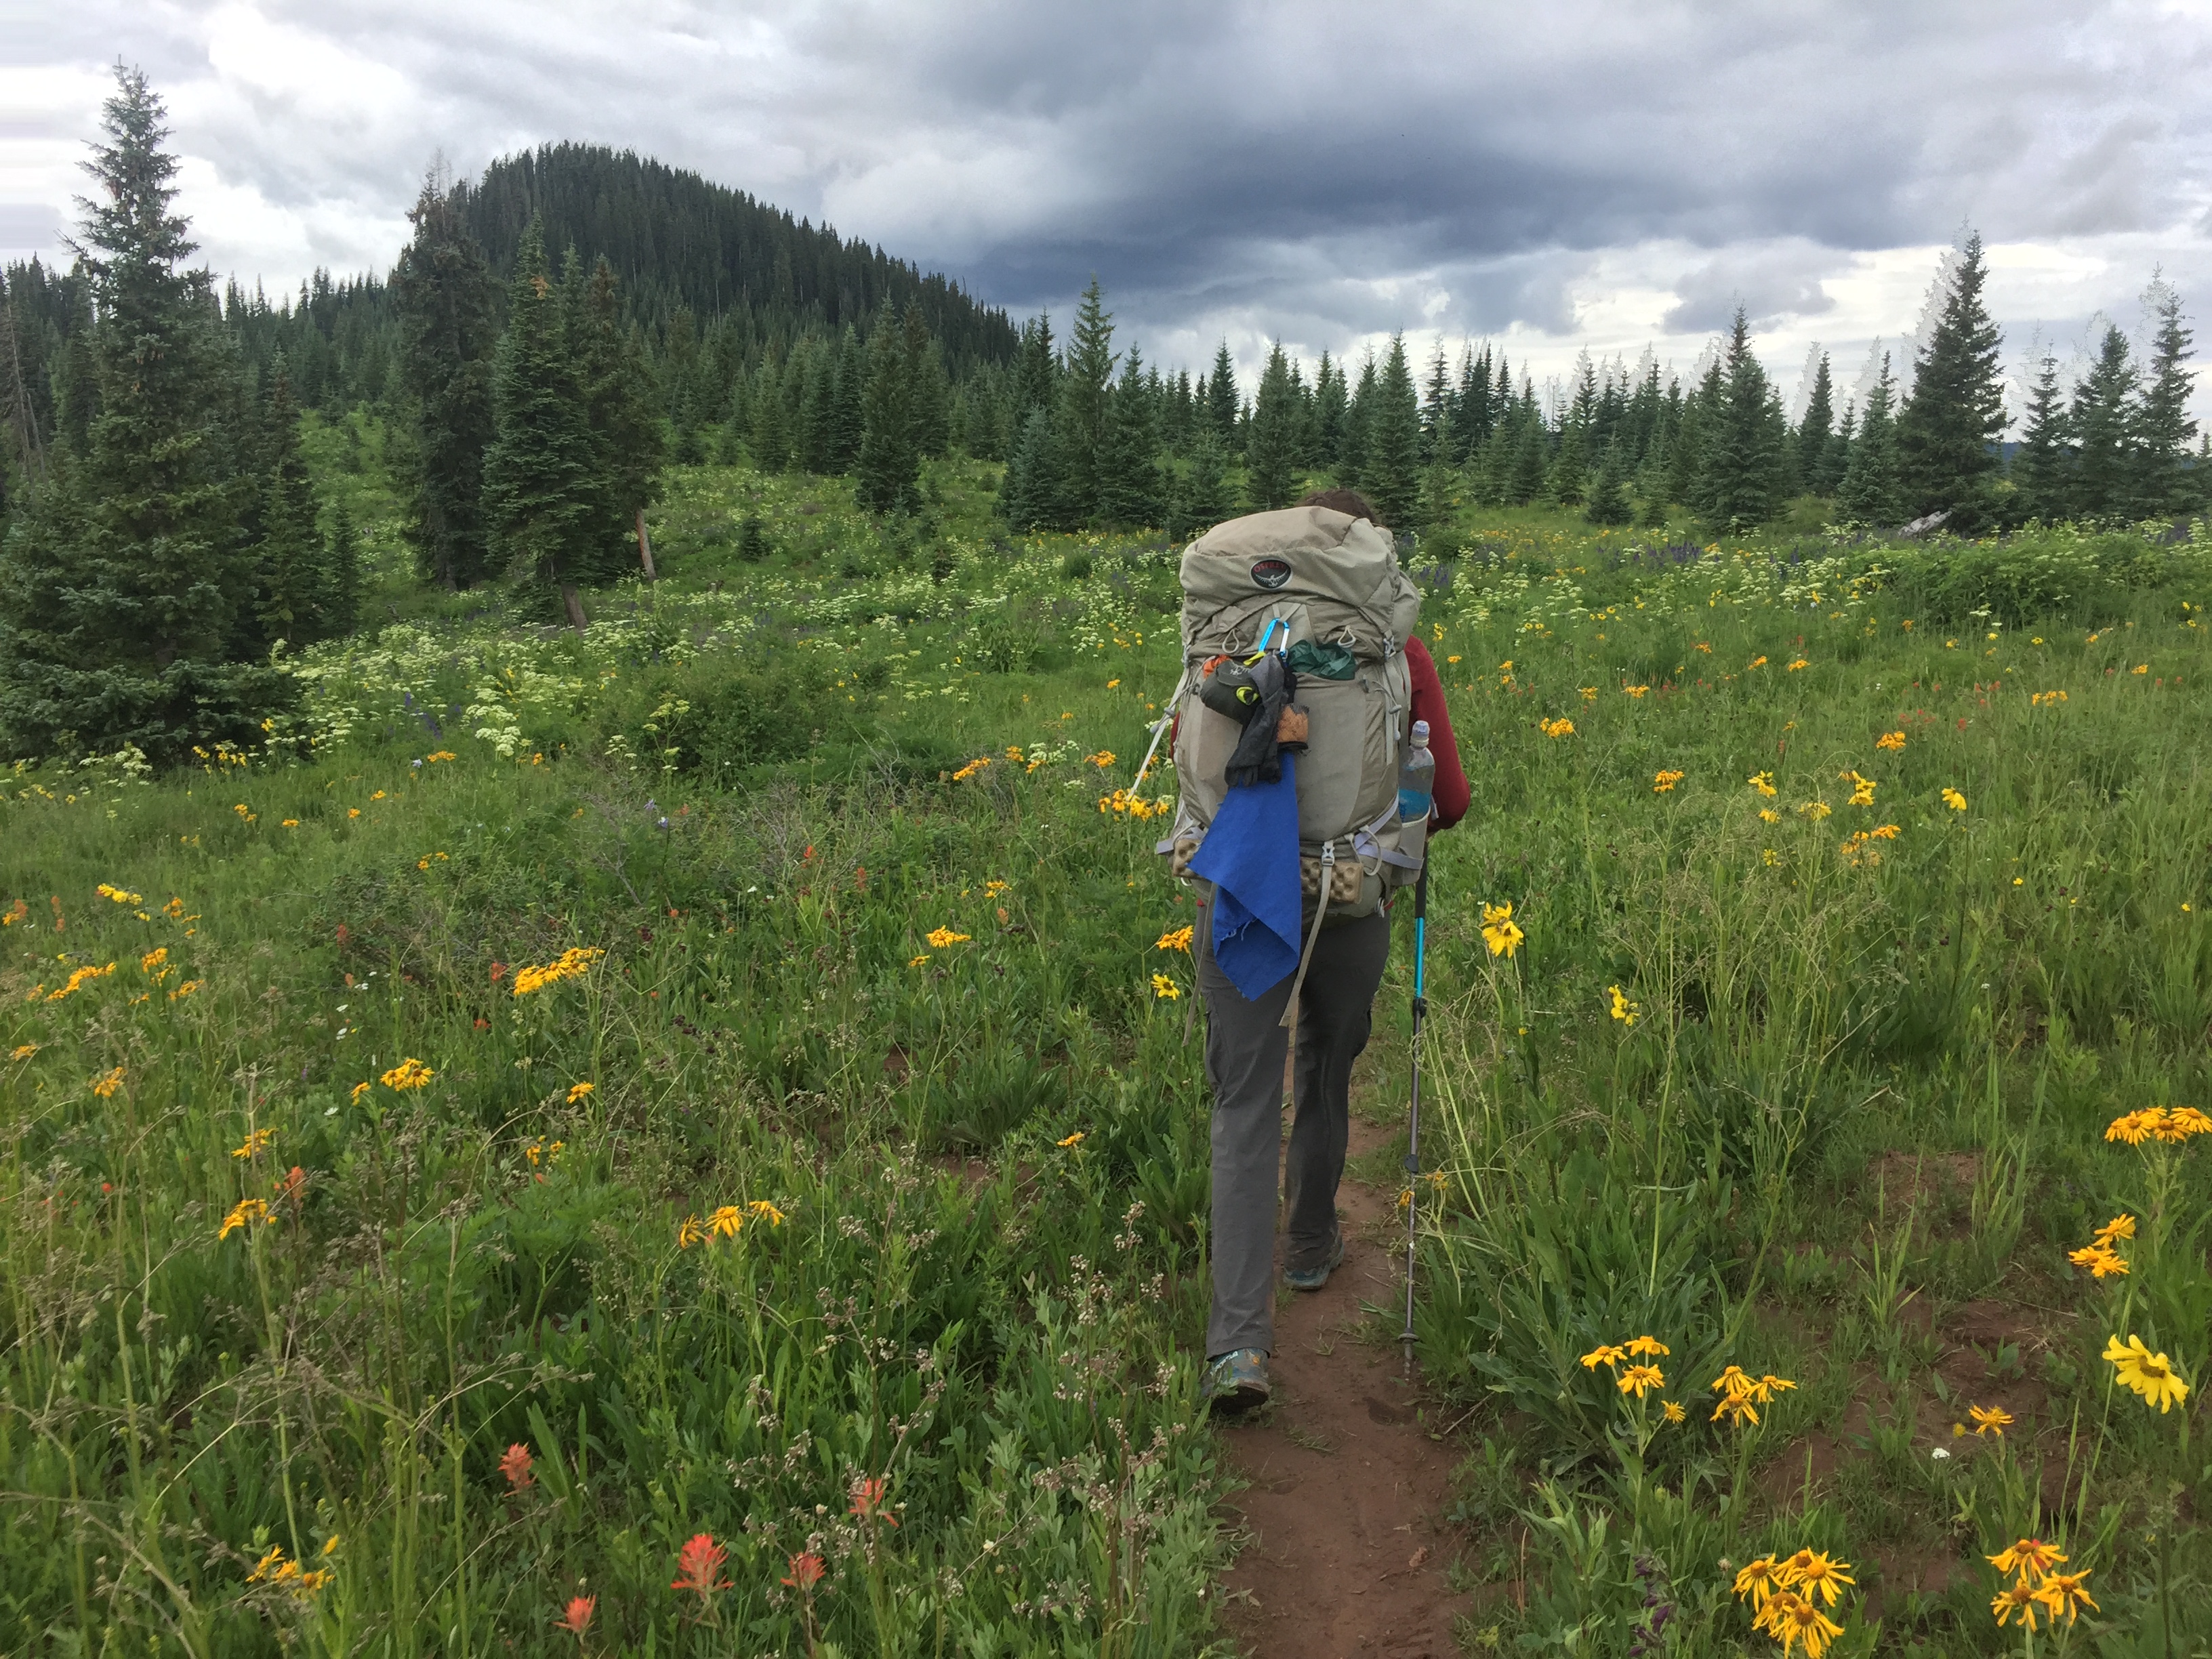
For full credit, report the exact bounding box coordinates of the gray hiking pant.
[1197,903,1393,1359]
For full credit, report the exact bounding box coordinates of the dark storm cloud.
[13,0,2212,369]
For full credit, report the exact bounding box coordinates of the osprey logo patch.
[1249,557,1292,590]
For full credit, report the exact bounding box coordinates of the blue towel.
[1189,752,1303,1000]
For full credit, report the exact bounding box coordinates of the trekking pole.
[1400,864,1429,1375]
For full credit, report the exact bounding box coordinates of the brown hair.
[1298,487,1384,528]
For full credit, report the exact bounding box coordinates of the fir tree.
[1340,353,1377,483]
[1896,232,2006,530]
[1815,401,1853,496]
[1671,356,1721,514]
[999,408,1057,532]
[1797,352,1835,493]
[1545,422,1588,507]
[0,66,287,762]
[830,325,867,470]
[1584,436,1633,525]
[1244,341,1298,511]
[323,504,361,637]
[1314,351,1346,467]
[1700,307,1786,531]
[912,336,951,459]
[1206,342,1240,447]
[855,304,924,514]
[749,359,792,473]
[1094,349,1162,528]
[2009,353,2069,524]
[566,253,662,581]
[1168,429,1235,539]
[391,167,498,590]
[1507,417,1548,507]
[480,218,596,619]
[251,361,327,646]
[2129,278,2198,518]
[1363,333,1422,527]
[2069,325,2137,520]
[1012,312,1057,431]
[1422,344,1452,462]
[1052,279,1117,523]
[1835,356,1906,526]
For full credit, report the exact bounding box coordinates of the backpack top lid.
[1179,506,1420,663]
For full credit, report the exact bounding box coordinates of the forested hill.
[462,144,1018,373]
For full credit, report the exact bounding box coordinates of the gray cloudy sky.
[11,1,2212,419]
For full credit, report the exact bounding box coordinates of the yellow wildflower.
[2093,1213,2136,1244]
[1607,985,1639,1026]
[1057,1132,1086,1148]
[1749,771,1778,796]
[1778,1550,1854,1607]
[512,947,605,996]
[1661,1399,1686,1424]
[708,1205,744,1239]
[1151,973,1182,1000]
[1481,901,1523,959]
[1652,769,1685,793]
[380,1057,435,1091]
[91,1066,127,1099]
[1617,1364,1664,1398]
[219,1197,273,1240]
[567,1081,594,1103]
[1580,1344,1626,1370]
[1155,925,1194,951]
[1942,787,1967,811]
[2104,1333,2190,1412]
[1733,1555,1783,1609]
[925,928,971,949]
[230,1127,275,1160]
[1626,1335,1670,1357]
[1875,730,1906,750]
[747,1200,787,1225]
[677,1214,705,1248]
[2034,1570,2097,1625]
[1969,1404,2012,1436]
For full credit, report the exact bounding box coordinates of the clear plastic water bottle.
[1397,720,1435,824]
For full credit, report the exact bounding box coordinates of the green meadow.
[5,451,2211,1656]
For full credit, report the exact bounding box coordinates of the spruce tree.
[2129,278,2198,518]
[2069,325,2137,520]
[1545,422,1587,506]
[999,408,1055,532]
[2009,354,2069,524]
[392,169,497,590]
[323,504,361,637]
[1314,351,1347,468]
[0,66,286,762]
[1206,342,1240,447]
[750,356,791,473]
[1363,333,1422,527]
[1244,342,1298,510]
[1585,436,1633,525]
[1168,429,1235,539]
[1815,402,1853,495]
[251,361,327,646]
[1094,350,1162,528]
[567,253,661,581]
[855,304,924,514]
[1896,232,2006,530]
[1340,354,1376,483]
[1835,356,1906,526]
[1699,307,1786,531]
[830,325,867,470]
[1797,353,1835,493]
[1012,313,1057,431]
[912,336,951,459]
[480,218,596,619]
[1053,279,1117,523]
[1507,417,1548,507]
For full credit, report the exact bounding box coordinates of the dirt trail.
[1214,1097,1468,1657]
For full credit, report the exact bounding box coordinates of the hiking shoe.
[1284,1231,1345,1292]
[1203,1348,1271,1416]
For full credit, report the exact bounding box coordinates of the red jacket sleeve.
[1404,637,1469,832]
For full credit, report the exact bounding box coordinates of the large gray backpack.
[1159,506,1425,919]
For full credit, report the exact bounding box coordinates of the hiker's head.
[1299,488,1384,529]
